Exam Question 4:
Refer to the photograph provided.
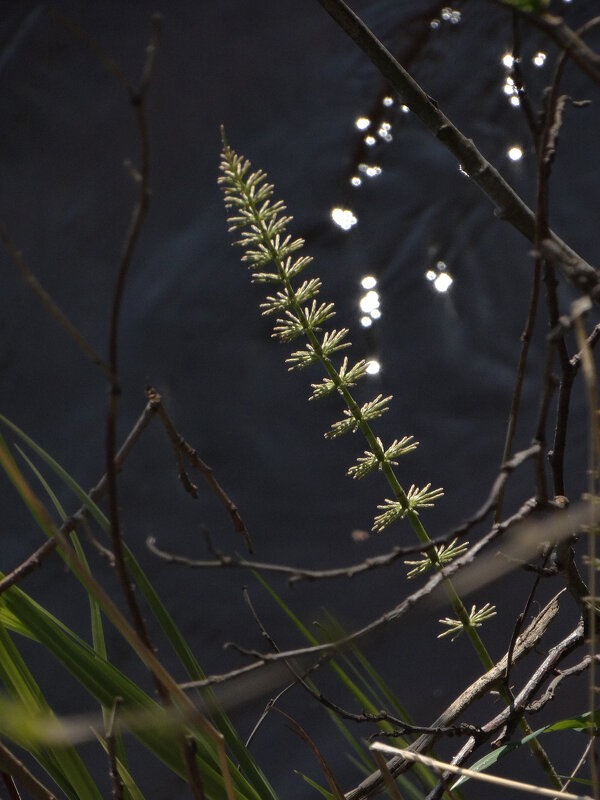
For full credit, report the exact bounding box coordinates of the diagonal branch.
[316,0,600,300]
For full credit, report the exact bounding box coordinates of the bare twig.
[274,708,345,800]
[526,653,600,714]
[145,386,252,552]
[0,398,157,595]
[148,444,542,583]
[0,225,112,381]
[180,506,548,693]
[103,14,162,685]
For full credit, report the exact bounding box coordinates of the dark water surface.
[1,1,598,797]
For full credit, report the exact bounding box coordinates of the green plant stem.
[230,146,562,791]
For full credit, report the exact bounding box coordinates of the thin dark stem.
[146,386,252,552]
[494,261,542,522]
[104,15,163,691]
[148,444,541,583]
[0,225,112,381]
[0,398,157,596]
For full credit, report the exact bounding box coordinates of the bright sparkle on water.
[433,273,453,293]
[401,104,409,113]
[361,275,377,289]
[331,207,358,231]
[360,315,373,328]
[502,53,515,68]
[355,116,370,130]
[441,7,461,23]
[508,145,523,162]
[366,360,381,375]
[383,96,394,107]
[430,18,440,29]
[510,95,520,107]
[503,76,515,95]
[378,121,392,142]
[533,51,546,67]
[359,290,380,314]
[365,135,376,146]
[370,308,381,320]
[358,163,382,177]
[350,176,362,187]
[426,270,437,282]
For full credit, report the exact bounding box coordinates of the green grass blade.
[1,414,278,800]
[17,445,134,798]
[0,623,102,800]
[297,772,335,799]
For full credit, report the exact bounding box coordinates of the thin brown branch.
[504,548,550,689]
[145,386,253,552]
[148,444,542,583]
[103,14,164,695]
[0,398,157,595]
[0,224,112,381]
[316,0,600,300]
[181,502,544,692]
[494,260,542,521]
[181,738,206,800]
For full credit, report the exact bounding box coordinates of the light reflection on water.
[330,207,357,230]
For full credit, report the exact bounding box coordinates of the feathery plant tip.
[218,131,444,540]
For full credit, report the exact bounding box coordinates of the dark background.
[0,1,598,797]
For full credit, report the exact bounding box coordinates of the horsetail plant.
[217,130,498,648]
[218,133,565,791]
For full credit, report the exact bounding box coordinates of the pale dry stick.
[371,744,593,800]
[316,0,600,300]
[424,620,587,800]
[572,295,600,799]
[370,750,404,800]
